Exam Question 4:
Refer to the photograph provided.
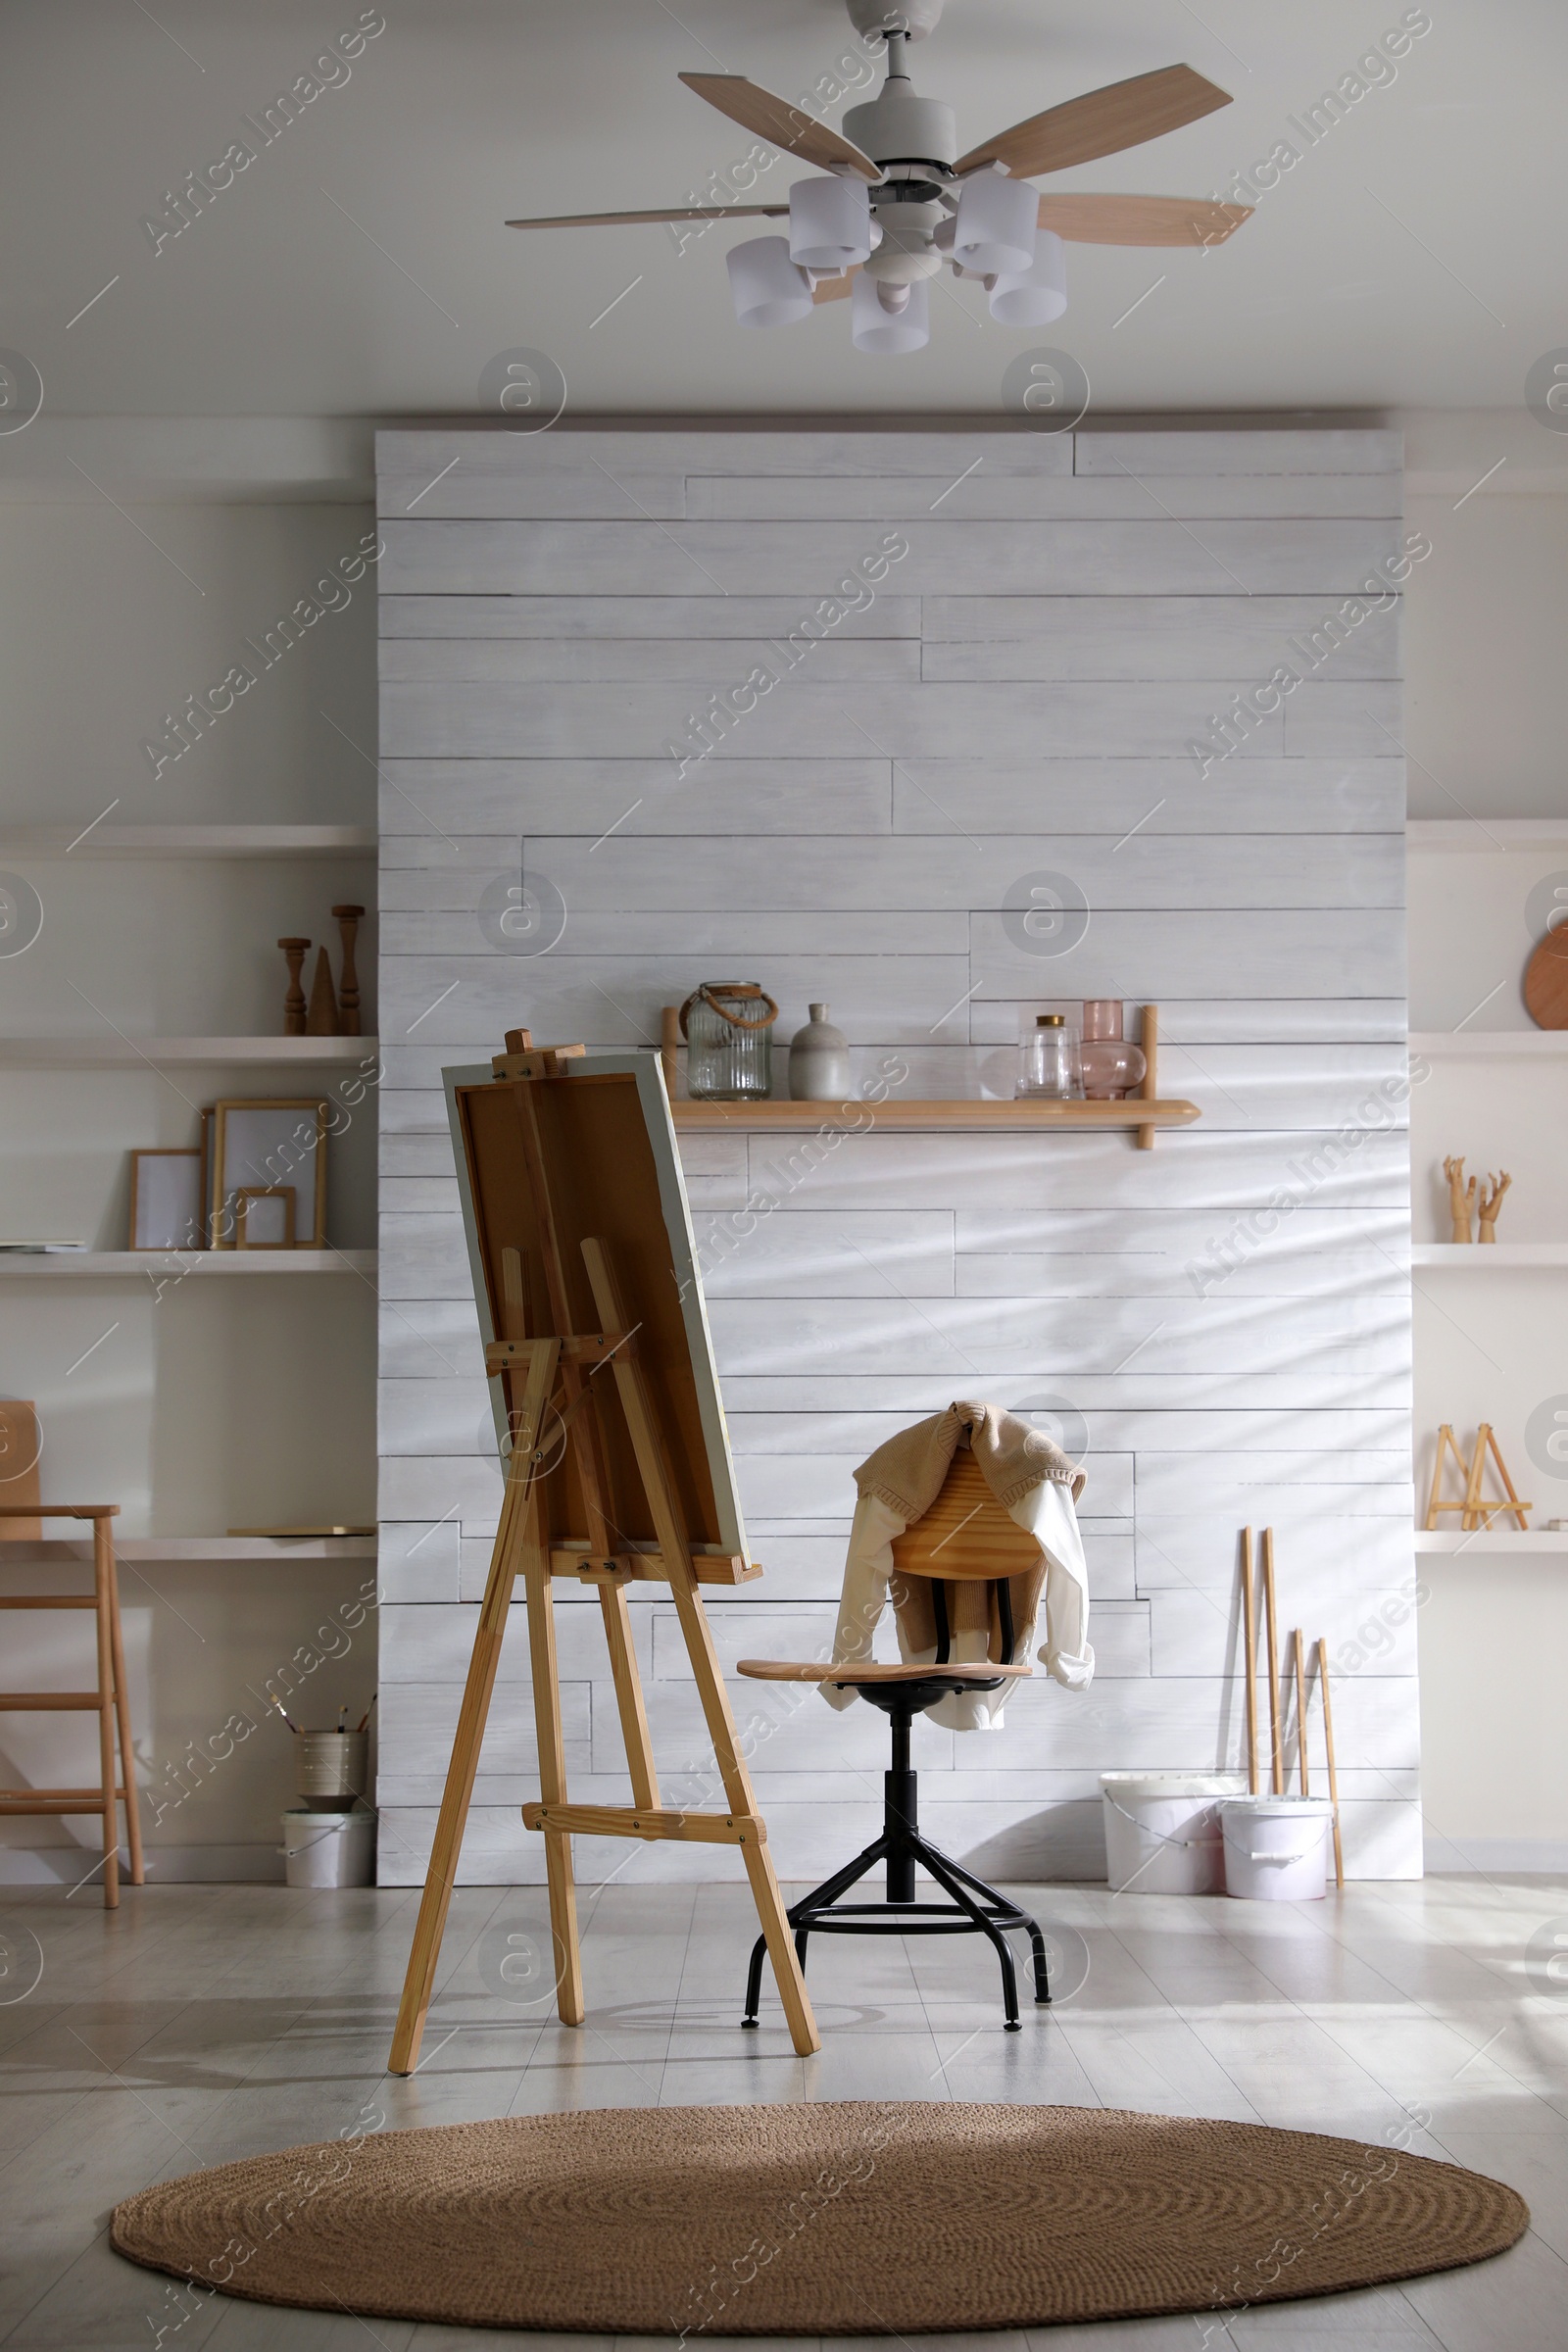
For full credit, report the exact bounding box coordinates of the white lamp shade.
[851,270,930,355]
[953,172,1038,276]
[988,228,1067,326]
[789,175,872,270]
[726,235,813,328]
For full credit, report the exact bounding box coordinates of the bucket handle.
[1103,1788,1224,1851]
[1236,1829,1328,1865]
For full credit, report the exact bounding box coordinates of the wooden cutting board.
[1525,926,1568,1028]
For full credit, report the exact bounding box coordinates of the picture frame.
[234,1187,296,1250]
[212,1100,328,1250]
[128,1149,206,1252]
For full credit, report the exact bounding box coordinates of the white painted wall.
[0,491,380,1881]
[372,421,1418,1889]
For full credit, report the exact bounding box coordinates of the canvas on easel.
[388,1030,818,2071]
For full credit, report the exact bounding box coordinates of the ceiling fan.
[507,0,1251,355]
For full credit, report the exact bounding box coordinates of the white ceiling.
[1,0,1561,418]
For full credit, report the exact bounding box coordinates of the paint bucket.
[297,1730,368,1810]
[281,1808,376,1888]
[1220,1795,1335,1900]
[1100,1773,1248,1895]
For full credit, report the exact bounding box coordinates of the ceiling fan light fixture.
[852,267,930,354]
[726,234,814,327]
[788,175,873,270]
[953,171,1038,276]
[987,226,1067,325]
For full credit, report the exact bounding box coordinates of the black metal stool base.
[741,1677,1051,2034]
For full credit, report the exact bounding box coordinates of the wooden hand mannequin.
[1477,1168,1511,1243]
[1444,1155,1476,1244]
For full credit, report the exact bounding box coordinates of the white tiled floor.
[2,1874,1567,2349]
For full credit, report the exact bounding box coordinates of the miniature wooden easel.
[1424,1422,1532,1532]
[389,1031,818,2072]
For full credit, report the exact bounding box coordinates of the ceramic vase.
[788,1004,852,1102]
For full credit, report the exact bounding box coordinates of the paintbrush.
[355,1691,377,1735]
[266,1690,300,1734]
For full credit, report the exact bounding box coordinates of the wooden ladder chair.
[0,1401,144,1906]
[736,1448,1052,2032]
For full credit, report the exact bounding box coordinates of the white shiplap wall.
[373,424,1415,1888]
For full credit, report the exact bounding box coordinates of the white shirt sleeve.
[818,1493,905,1713]
[1013,1477,1095,1690]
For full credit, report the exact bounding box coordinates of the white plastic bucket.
[1101,1773,1248,1895]
[282,1808,376,1888]
[1220,1795,1334,1900]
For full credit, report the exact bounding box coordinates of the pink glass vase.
[1078,1000,1146,1100]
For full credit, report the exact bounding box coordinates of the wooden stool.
[0,1403,144,1905]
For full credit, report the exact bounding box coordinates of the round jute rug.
[111,2100,1527,2334]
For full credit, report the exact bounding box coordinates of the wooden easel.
[389,1032,818,2072]
[1424,1422,1532,1532]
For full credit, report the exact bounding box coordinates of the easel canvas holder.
[389,1033,818,2069]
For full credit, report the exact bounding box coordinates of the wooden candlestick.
[277,938,311,1036]
[1477,1168,1511,1243]
[332,905,365,1038]
[1443,1154,1475,1244]
[306,945,339,1036]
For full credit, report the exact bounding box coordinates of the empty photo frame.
[234,1187,295,1249]
[129,1149,206,1251]
[212,1101,327,1250]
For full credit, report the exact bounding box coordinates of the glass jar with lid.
[1016,1012,1082,1101]
[679,983,778,1100]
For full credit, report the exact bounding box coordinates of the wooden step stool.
[0,1401,144,1906]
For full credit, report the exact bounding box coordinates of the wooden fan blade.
[956,65,1231,178]
[811,268,859,303]
[507,204,788,229]
[1039,192,1251,247]
[678,74,879,180]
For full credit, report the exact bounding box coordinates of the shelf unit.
[1415,1531,1568,1555]
[0,1251,376,1278]
[0,824,375,859]
[3,818,380,1543]
[3,1537,376,1562]
[1409,1031,1567,1061]
[1407,819,1568,853]
[1412,1244,1568,1268]
[669,1098,1200,1135]
[0,1036,378,1068]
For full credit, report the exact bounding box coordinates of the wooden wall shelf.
[670,1099,1200,1134]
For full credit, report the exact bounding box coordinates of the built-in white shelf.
[1408,1031,1567,1060]
[1415,1530,1568,1554]
[0,1251,376,1277]
[1407,820,1568,853]
[0,825,375,859]
[0,1036,378,1068]
[2,1537,376,1562]
[1412,1244,1568,1268]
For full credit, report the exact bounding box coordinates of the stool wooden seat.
[0,1402,143,1907]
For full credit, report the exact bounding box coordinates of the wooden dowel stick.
[1262,1527,1283,1795]
[1240,1526,1258,1795]
[1293,1628,1308,1795]
[1136,1003,1158,1152]
[1316,1637,1345,1888]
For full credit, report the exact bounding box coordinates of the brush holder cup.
[297,1730,368,1811]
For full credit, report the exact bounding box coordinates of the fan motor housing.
[843,89,957,172]
[845,0,945,40]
